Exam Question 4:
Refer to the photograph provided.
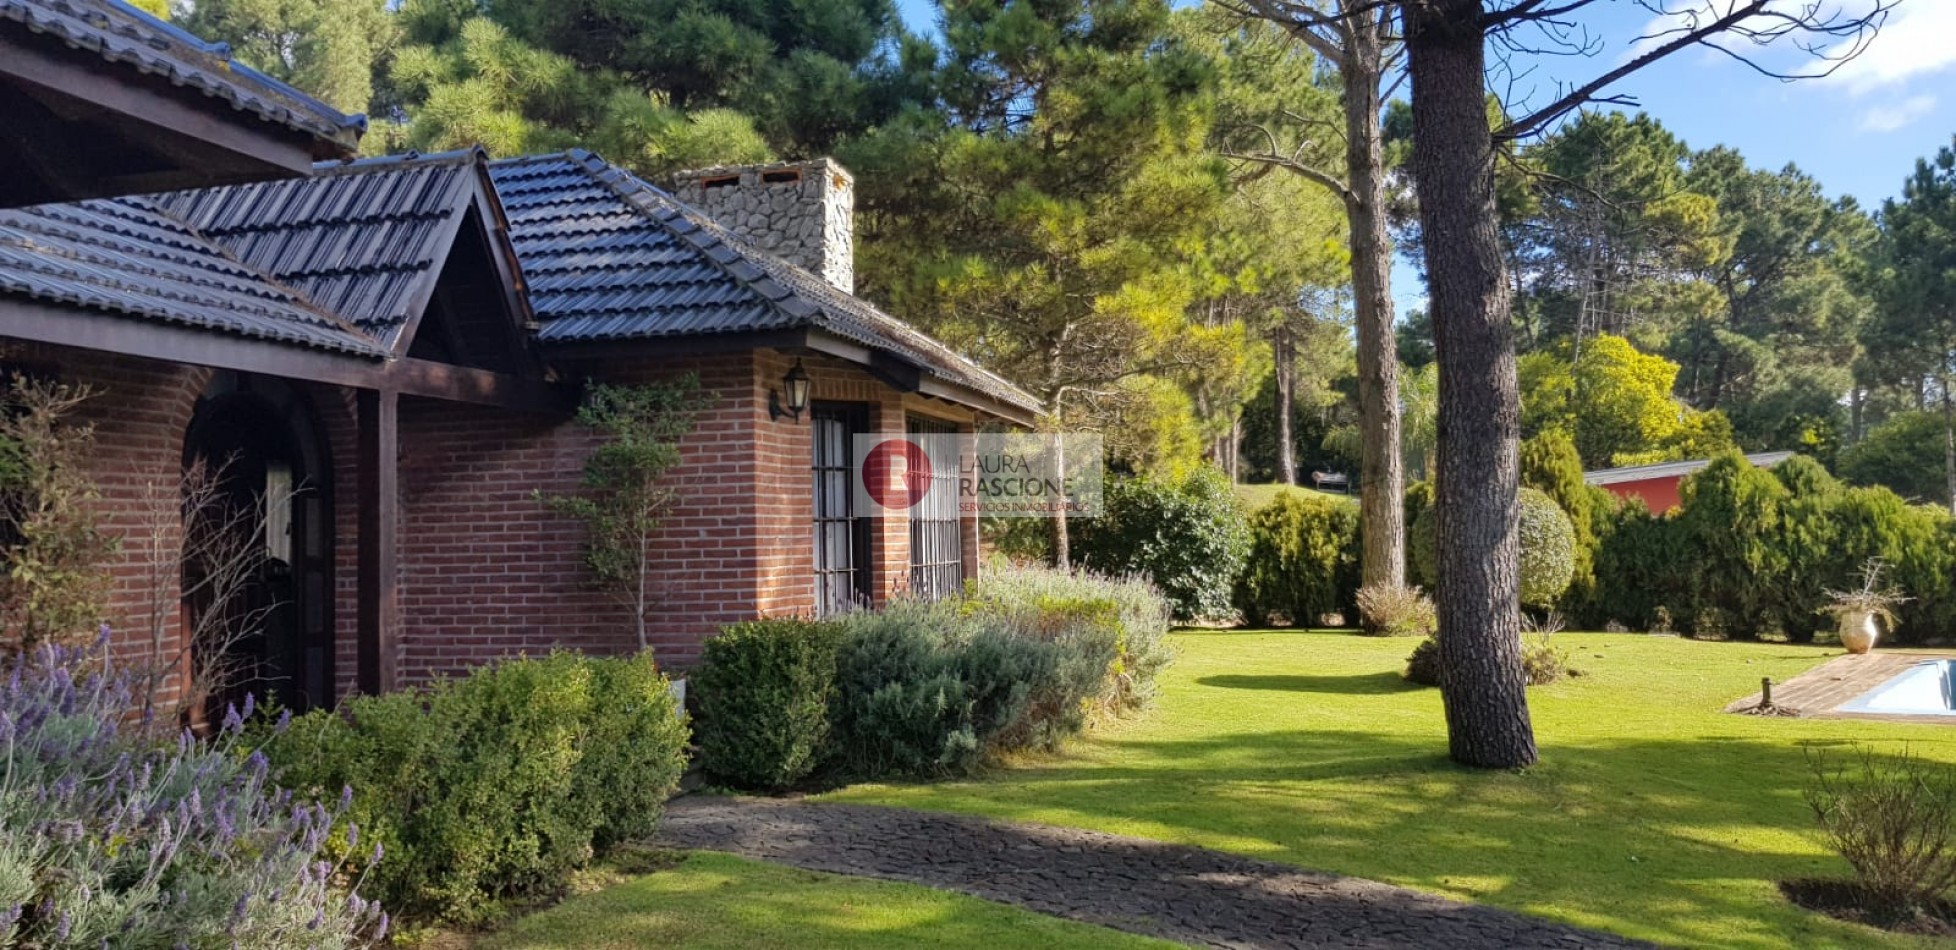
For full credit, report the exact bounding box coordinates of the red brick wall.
[392,352,770,679]
[0,338,992,695]
[754,349,982,615]
[0,342,210,706]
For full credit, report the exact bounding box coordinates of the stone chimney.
[672,158,855,293]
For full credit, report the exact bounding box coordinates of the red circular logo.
[863,439,933,509]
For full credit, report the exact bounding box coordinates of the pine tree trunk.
[1341,22,1405,590]
[1276,327,1297,486]
[1943,379,1954,515]
[1403,0,1537,769]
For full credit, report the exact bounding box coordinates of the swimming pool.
[1837,659,1956,717]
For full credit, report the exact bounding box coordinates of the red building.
[0,124,1035,710]
[1583,451,1795,513]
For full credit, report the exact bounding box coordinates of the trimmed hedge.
[1586,451,1956,642]
[263,652,688,925]
[1073,468,1250,622]
[693,619,842,790]
[1232,492,1361,626]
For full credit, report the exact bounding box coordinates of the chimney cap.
[672,157,854,187]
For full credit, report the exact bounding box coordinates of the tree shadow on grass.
[1196,672,1421,696]
[832,726,1956,949]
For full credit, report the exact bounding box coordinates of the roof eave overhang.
[0,297,572,413]
[541,327,1040,426]
[0,33,348,207]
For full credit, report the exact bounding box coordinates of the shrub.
[694,620,843,791]
[1403,636,1441,686]
[1355,584,1436,637]
[1674,452,1791,636]
[819,569,1170,781]
[263,652,687,925]
[1806,747,1956,918]
[1520,633,1572,685]
[1233,492,1360,626]
[0,636,383,947]
[1590,498,1689,630]
[970,566,1174,713]
[825,601,984,778]
[1401,632,1569,688]
[1072,468,1250,621]
[1410,487,1576,607]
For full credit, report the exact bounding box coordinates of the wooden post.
[1761,677,1774,709]
[356,389,399,695]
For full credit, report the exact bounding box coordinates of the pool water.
[1838,659,1956,716]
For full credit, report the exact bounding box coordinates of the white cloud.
[1859,93,1938,131]
[1617,0,1933,85]
[1826,0,1956,92]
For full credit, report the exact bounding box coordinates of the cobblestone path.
[655,795,1653,949]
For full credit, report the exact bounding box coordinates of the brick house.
[1,49,1038,710]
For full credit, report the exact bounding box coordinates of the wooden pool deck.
[1725,650,1956,724]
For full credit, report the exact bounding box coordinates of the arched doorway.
[182,372,334,717]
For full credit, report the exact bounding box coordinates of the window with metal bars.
[906,415,965,601]
[811,403,870,616]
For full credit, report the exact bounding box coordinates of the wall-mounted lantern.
[770,359,811,422]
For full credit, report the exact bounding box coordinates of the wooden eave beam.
[0,299,573,412]
[0,37,325,191]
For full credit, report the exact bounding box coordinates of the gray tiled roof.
[1,0,364,153]
[489,151,1040,414]
[155,151,481,351]
[0,197,385,357]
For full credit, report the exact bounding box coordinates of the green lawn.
[474,851,1171,950]
[818,630,1956,948]
[1233,482,1353,510]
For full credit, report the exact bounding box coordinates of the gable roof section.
[0,196,384,357]
[1,0,363,154]
[155,149,531,356]
[488,151,1040,418]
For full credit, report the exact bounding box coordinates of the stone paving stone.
[654,796,1654,949]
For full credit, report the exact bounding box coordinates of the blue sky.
[892,0,1956,314]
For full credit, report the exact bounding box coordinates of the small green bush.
[1355,584,1436,637]
[1072,468,1250,622]
[1233,492,1360,626]
[694,619,843,791]
[1806,747,1956,919]
[825,602,986,778]
[1402,632,1570,688]
[970,566,1174,713]
[264,653,688,925]
[1411,487,1576,608]
[1403,636,1441,686]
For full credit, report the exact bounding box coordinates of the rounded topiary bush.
[1411,487,1576,608]
[1072,467,1249,622]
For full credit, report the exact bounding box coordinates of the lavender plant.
[0,631,384,948]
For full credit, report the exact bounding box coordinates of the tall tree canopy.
[1868,138,1956,513]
